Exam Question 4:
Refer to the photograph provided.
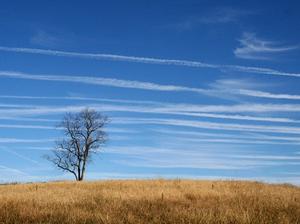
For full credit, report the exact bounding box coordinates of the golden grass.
[0,179,299,224]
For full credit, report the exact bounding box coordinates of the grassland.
[0,179,299,224]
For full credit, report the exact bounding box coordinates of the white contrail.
[154,129,300,142]
[171,112,299,123]
[0,147,41,165]
[238,89,300,100]
[2,85,300,103]
[0,103,300,123]
[0,95,168,105]
[2,104,300,134]
[0,46,217,68]
[0,124,57,130]
[114,153,300,170]
[0,138,54,143]
[2,71,300,101]
[114,117,300,134]
[0,116,59,122]
[0,71,210,94]
[0,46,299,77]
[0,165,28,176]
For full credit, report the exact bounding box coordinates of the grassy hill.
[0,179,299,224]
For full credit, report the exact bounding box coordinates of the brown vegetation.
[0,179,299,224]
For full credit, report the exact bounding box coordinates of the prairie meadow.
[0,179,299,224]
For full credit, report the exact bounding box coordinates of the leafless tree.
[46,108,108,181]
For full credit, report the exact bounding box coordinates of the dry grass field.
[0,179,299,224]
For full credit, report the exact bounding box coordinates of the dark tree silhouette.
[46,108,108,181]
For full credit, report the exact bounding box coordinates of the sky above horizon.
[1,0,300,184]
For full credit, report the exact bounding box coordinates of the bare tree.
[46,108,108,181]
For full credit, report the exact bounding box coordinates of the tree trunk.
[80,165,86,181]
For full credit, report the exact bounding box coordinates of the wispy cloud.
[30,30,60,48]
[210,78,262,90]
[234,32,298,60]
[173,7,252,30]
[210,78,300,100]
[1,47,300,77]
[198,7,252,24]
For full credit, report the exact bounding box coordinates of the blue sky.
[1,0,300,184]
